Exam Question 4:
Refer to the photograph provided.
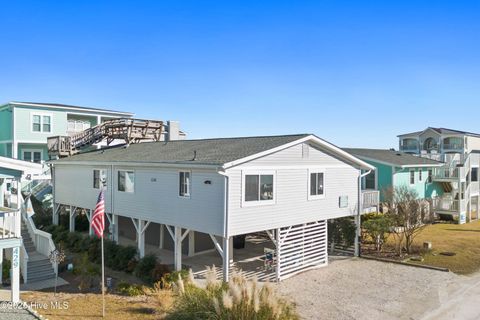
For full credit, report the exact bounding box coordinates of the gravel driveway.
[277,257,464,320]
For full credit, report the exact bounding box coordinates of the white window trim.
[93,168,108,190]
[117,169,135,193]
[178,170,192,198]
[410,169,415,185]
[22,149,43,163]
[30,112,53,133]
[241,170,276,207]
[308,168,326,200]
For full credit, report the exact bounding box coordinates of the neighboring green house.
[343,148,445,201]
[0,101,134,162]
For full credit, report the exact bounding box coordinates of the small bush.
[152,263,171,284]
[66,232,84,252]
[134,254,158,284]
[362,213,392,252]
[2,259,11,283]
[117,281,146,296]
[73,253,101,291]
[112,245,137,272]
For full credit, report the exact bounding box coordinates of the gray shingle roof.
[55,134,311,166]
[343,148,444,167]
[9,101,133,116]
[398,127,480,138]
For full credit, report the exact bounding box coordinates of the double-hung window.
[428,169,433,183]
[309,170,325,200]
[93,169,107,189]
[243,172,275,205]
[32,114,52,133]
[179,171,191,197]
[23,150,42,163]
[118,170,134,193]
[410,170,415,185]
[418,170,423,182]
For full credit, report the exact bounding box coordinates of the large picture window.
[244,173,274,204]
[179,171,191,197]
[118,170,134,193]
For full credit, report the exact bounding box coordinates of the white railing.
[433,198,460,212]
[362,190,380,209]
[0,209,21,239]
[433,167,461,180]
[21,203,58,277]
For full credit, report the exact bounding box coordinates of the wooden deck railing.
[362,190,380,209]
[48,118,164,157]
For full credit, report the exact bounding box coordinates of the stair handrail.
[20,199,58,276]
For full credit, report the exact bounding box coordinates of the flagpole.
[101,228,105,317]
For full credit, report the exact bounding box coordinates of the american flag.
[91,190,105,238]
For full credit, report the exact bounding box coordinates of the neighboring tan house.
[51,134,375,281]
[343,148,445,203]
[0,101,134,162]
[398,127,480,223]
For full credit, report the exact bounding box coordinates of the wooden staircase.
[47,118,164,158]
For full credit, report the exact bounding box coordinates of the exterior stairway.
[21,222,56,283]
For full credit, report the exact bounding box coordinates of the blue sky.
[1,1,479,148]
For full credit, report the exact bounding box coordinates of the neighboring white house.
[51,134,374,281]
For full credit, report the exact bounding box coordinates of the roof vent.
[396,153,402,156]
[192,150,197,161]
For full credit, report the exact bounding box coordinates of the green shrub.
[117,281,146,296]
[362,213,392,252]
[111,244,137,272]
[66,232,84,252]
[2,259,11,283]
[162,269,189,287]
[328,217,356,248]
[73,253,101,291]
[134,254,158,284]
[87,237,101,264]
[167,268,299,320]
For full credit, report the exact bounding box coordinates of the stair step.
[27,273,56,282]
[28,259,51,267]
[28,265,54,273]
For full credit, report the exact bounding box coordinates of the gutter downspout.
[355,169,372,257]
[217,169,229,239]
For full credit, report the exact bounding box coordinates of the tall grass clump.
[167,266,299,320]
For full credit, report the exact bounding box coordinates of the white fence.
[0,209,21,239]
[276,220,328,281]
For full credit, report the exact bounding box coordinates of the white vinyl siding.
[227,144,359,236]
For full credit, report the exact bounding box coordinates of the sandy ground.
[277,257,480,320]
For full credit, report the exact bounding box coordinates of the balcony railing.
[0,208,21,239]
[443,143,464,151]
[362,190,380,209]
[433,198,460,213]
[433,167,460,180]
[400,145,419,152]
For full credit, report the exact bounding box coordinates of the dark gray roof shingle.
[343,148,444,167]
[10,101,133,115]
[56,134,311,165]
[398,127,480,138]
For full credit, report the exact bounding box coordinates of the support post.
[53,203,60,225]
[138,220,146,258]
[88,209,94,236]
[188,230,195,257]
[11,247,20,303]
[159,224,164,249]
[174,227,182,271]
[16,179,22,210]
[112,214,118,243]
[0,248,3,285]
[222,237,230,282]
[0,180,4,208]
[69,207,76,232]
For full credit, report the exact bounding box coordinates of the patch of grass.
[22,290,174,320]
[385,220,480,274]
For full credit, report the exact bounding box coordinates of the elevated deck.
[48,118,164,158]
